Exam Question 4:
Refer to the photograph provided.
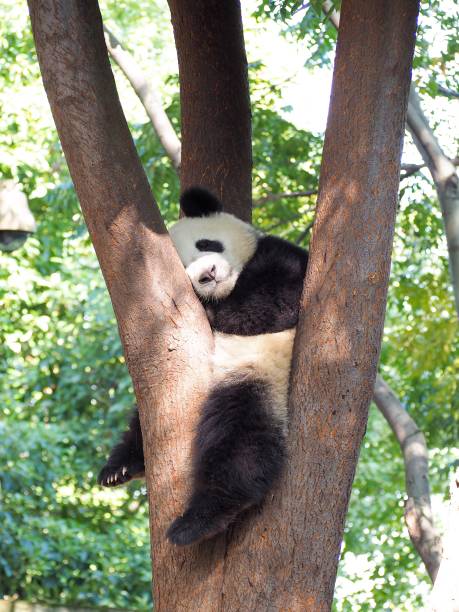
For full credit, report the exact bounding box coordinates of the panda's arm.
[206,236,309,335]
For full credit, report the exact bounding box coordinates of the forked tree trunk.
[29,0,419,609]
[167,0,252,222]
[27,1,224,607]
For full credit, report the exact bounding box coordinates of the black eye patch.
[195,239,224,253]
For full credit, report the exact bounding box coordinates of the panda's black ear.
[180,187,223,217]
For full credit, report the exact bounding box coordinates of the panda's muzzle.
[199,265,217,285]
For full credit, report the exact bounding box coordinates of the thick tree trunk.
[27,1,226,608]
[282,0,419,607]
[167,0,252,222]
[324,5,459,321]
[29,0,420,609]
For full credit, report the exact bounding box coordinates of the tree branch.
[406,88,459,316]
[406,87,457,187]
[167,0,252,222]
[282,1,419,607]
[437,84,459,99]
[430,468,459,610]
[103,26,182,171]
[373,376,442,582]
[27,1,218,606]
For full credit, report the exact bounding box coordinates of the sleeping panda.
[98,187,308,546]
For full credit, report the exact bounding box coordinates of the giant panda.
[98,187,309,546]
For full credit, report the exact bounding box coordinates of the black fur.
[204,236,308,335]
[167,379,285,546]
[98,409,145,487]
[180,187,223,217]
[196,239,224,253]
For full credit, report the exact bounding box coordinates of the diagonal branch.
[406,86,457,188]
[373,376,442,582]
[406,87,459,316]
[103,26,182,171]
[436,85,459,99]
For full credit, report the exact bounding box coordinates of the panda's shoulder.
[205,233,308,336]
[243,234,308,281]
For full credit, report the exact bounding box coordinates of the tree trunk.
[26,1,226,608]
[29,0,420,609]
[325,5,459,321]
[167,0,252,222]
[282,0,419,607]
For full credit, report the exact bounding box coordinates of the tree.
[25,0,421,608]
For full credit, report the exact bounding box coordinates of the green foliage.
[1,0,458,610]
[253,0,339,67]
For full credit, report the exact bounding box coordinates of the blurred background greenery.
[0,0,457,609]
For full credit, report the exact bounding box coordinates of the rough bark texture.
[29,0,421,609]
[430,469,459,612]
[167,0,252,222]
[373,376,442,582]
[323,1,451,582]
[282,0,419,607]
[27,1,227,608]
[103,26,182,171]
[406,87,459,318]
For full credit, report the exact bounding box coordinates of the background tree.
[0,0,457,609]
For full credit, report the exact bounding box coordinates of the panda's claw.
[97,458,145,487]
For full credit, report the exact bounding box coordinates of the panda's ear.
[180,187,223,217]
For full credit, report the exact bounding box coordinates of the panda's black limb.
[98,408,145,487]
[167,378,286,546]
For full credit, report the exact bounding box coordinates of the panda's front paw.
[97,462,144,487]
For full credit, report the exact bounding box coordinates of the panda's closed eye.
[196,239,224,253]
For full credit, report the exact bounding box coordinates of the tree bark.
[373,376,442,582]
[29,0,420,609]
[282,1,419,607]
[430,468,459,611]
[103,26,182,172]
[27,1,227,608]
[167,0,252,222]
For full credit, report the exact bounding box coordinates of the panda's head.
[169,188,258,301]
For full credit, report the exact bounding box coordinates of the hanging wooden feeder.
[0,180,37,252]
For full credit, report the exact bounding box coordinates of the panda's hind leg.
[167,378,285,546]
[98,407,145,487]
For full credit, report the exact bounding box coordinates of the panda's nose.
[199,265,216,284]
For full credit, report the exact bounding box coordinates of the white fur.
[213,329,296,430]
[170,213,258,299]
[170,212,294,431]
